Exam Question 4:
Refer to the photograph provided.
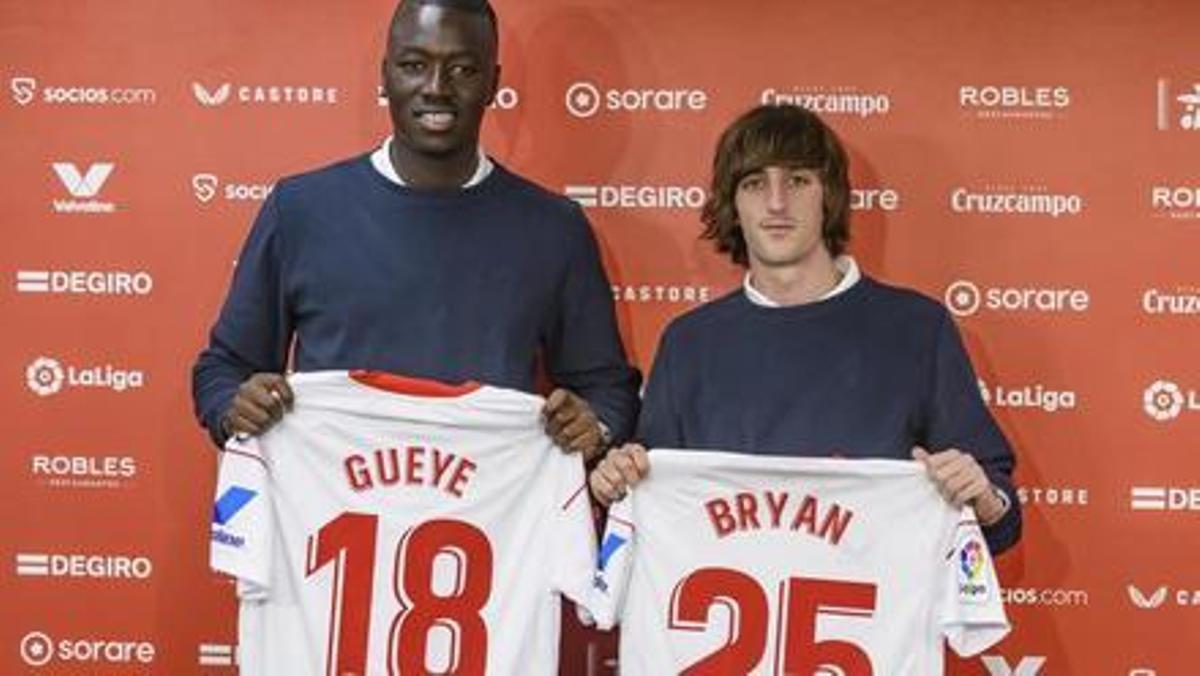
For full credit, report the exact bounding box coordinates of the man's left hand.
[543,389,607,460]
[912,446,1007,525]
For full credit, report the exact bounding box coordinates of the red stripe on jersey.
[562,482,589,511]
[223,445,268,469]
[349,370,482,397]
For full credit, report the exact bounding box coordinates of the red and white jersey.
[210,371,596,676]
[590,450,1010,676]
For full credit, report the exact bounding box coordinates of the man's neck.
[748,254,841,307]
[389,141,480,189]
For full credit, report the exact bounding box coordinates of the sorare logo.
[565,80,708,118]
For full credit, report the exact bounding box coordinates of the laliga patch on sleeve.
[956,531,994,605]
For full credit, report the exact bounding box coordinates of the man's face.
[735,165,829,270]
[383,3,499,158]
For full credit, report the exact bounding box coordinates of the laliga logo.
[1143,380,1184,421]
[11,76,37,106]
[192,174,218,203]
[945,280,982,317]
[26,357,65,397]
[960,539,985,581]
[565,82,602,118]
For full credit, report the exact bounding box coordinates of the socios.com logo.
[1143,380,1185,421]
[11,76,37,106]
[26,357,65,397]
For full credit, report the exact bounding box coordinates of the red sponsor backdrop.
[3,0,1198,673]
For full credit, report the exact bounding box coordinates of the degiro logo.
[944,280,1090,317]
[565,80,708,118]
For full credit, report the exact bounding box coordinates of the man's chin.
[395,134,472,159]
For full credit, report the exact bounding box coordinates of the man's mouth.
[414,110,457,132]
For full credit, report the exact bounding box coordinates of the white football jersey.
[591,450,1010,676]
[210,371,597,676]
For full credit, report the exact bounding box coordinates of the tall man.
[193,0,639,456]
[590,104,1020,554]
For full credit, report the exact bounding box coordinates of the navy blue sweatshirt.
[637,277,1020,554]
[192,155,640,447]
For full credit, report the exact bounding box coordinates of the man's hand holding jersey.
[543,388,611,461]
[589,443,651,505]
[221,373,294,439]
[912,446,1010,525]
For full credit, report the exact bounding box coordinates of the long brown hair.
[700,104,851,266]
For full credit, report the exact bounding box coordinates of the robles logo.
[565,80,708,118]
[25,356,146,397]
[960,84,1070,120]
[19,630,155,667]
[30,454,138,489]
[944,280,1090,318]
[1150,185,1200,220]
[191,173,274,203]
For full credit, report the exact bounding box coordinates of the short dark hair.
[392,0,499,46]
[700,104,851,266]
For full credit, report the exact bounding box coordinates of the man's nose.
[421,63,450,96]
[765,174,788,212]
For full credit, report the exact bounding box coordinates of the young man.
[590,104,1019,554]
[192,0,639,456]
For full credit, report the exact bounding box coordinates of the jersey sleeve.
[939,509,1010,656]
[581,494,637,630]
[210,435,273,599]
[549,453,602,615]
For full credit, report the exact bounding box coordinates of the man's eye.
[739,177,764,192]
[449,64,479,78]
[790,174,812,187]
[397,61,425,74]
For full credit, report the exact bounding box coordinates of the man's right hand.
[221,373,294,438]
[589,443,651,506]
